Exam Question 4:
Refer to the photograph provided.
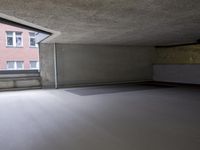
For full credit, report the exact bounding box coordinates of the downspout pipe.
[53,43,58,89]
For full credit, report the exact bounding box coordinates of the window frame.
[29,32,38,48]
[6,31,23,48]
[6,31,14,47]
[6,61,24,70]
[15,32,23,47]
[29,61,39,70]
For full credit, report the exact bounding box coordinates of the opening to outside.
[0,22,49,71]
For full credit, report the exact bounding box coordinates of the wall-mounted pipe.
[53,43,58,89]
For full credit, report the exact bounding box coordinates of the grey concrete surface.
[0,0,200,45]
[0,85,199,150]
[40,44,154,87]
[0,80,14,89]
[65,83,175,96]
[153,64,200,84]
[39,43,55,88]
[0,79,40,89]
[0,72,41,89]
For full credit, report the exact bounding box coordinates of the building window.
[29,32,38,47]
[30,61,39,70]
[16,32,23,47]
[6,31,23,47]
[6,32,14,46]
[7,61,15,70]
[7,61,24,70]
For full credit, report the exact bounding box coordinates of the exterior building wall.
[0,23,39,70]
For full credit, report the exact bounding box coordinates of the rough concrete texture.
[54,44,154,87]
[0,71,41,89]
[39,43,55,88]
[0,79,40,89]
[39,43,154,87]
[0,0,200,45]
[0,81,14,89]
[0,86,199,150]
[153,44,200,84]
[155,44,200,64]
[15,80,41,88]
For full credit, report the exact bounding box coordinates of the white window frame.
[6,61,24,70]
[29,61,39,70]
[29,32,38,48]
[6,31,23,47]
[6,31,14,47]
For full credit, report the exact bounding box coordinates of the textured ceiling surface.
[0,0,200,46]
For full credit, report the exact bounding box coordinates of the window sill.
[6,46,24,48]
[29,46,38,48]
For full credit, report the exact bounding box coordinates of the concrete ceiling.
[0,0,200,46]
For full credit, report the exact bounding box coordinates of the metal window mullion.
[36,61,39,69]
[22,61,24,69]
[13,32,16,47]
[14,61,17,70]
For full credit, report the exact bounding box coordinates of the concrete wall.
[154,45,200,64]
[40,43,154,88]
[39,43,55,88]
[0,70,41,90]
[154,64,200,84]
[153,44,200,84]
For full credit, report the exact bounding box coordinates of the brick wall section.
[0,23,39,70]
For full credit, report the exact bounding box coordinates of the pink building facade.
[0,23,39,70]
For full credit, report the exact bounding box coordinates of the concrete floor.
[0,85,199,150]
